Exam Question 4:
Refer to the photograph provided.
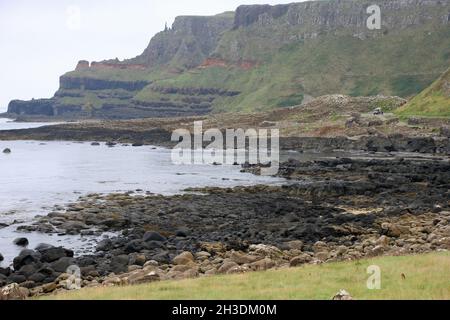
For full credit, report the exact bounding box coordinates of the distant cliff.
[7,0,450,119]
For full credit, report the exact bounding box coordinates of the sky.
[0,0,301,112]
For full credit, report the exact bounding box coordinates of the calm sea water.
[0,117,62,130]
[0,120,285,265]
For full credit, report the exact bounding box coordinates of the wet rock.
[35,243,54,252]
[13,249,41,270]
[51,257,75,273]
[13,237,29,247]
[40,247,74,263]
[143,231,166,242]
[96,239,113,252]
[2,148,11,154]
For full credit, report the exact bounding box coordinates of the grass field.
[43,252,450,300]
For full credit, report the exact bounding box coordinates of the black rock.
[0,252,4,262]
[3,148,11,154]
[13,237,29,247]
[13,249,42,271]
[132,142,144,147]
[18,264,39,277]
[143,231,166,242]
[8,274,26,284]
[110,255,129,274]
[40,247,73,263]
[0,267,11,276]
[35,243,55,252]
[96,239,113,252]
[51,257,75,273]
[91,142,100,146]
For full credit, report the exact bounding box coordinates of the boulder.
[96,239,113,252]
[0,253,3,262]
[143,231,166,242]
[35,243,54,251]
[50,257,75,273]
[172,252,195,265]
[228,251,261,265]
[13,237,29,247]
[2,148,11,154]
[289,254,313,267]
[0,283,28,300]
[13,249,41,270]
[110,255,129,274]
[248,258,276,271]
[218,260,239,274]
[40,247,73,263]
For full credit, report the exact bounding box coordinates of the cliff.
[7,0,450,119]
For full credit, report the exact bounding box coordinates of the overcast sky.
[0,0,302,112]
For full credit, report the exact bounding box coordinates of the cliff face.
[7,0,450,119]
[130,13,234,69]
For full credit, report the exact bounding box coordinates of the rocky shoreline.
[1,155,449,299]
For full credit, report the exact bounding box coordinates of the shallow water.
[0,140,285,266]
[0,118,62,131]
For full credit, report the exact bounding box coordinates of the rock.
[13,237,29,247]
[284,240,304,250]
[381,223,409,238]
[132,142,144,147]
[375,235,390,247]
[110,255,129,274]
[0,283,28,300]
[143,231,166,242]
[91,142,100,146]
[60,221,89,233]
[218,260,239,274]
[172,252,195,265]
[13,249,41,270]
[51,257,75,273]
[248,258,276,271]
[332,289,353,300]
[315,251,330,261]
[0,253,3,262]
[7,274,26,284]
[289,254,313,267]
[127,270,160,285]
[96,239,113,252]
[248,244,283,259]
[2,148,11,154]
[228,251,261,265]
[0,267,11,276]
[40,247,73,263]
[35,243,54,251]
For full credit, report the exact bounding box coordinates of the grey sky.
[0,0,302,112]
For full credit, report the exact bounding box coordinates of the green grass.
[397,67,450,117]
[43,253,450,300]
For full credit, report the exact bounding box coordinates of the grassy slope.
[44,253,450,300]
[396,68,450,117]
